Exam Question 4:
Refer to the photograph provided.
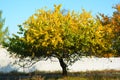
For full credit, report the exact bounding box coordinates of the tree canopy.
[98,4,120,56]
[4,5,116,76]
[0,11,8,44]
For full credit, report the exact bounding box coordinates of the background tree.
[98,4,120,56]
[111,4,120,56]
[0,11,8,44]
[4,5,113,76]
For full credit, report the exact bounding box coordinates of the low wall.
[0,47,120,73]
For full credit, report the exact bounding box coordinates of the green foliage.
[0,11,8,44]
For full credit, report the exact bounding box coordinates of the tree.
[98,4,120,56]
[110,4,120,56]
[4,5,113,76]
[0,11,8,44]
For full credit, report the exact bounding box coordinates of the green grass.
[0,70,120,80]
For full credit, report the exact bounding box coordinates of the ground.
[0,70,120,80]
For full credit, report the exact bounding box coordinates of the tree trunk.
[58,58,67,76]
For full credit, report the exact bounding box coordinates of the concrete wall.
[0,47,120,73]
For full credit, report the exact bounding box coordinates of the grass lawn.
[0,70,120,80]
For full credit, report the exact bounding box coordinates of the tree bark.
[58,58,67,76]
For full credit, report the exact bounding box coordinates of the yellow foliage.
[21,4,113,57]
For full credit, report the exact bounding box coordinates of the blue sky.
[0,0,119,35]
